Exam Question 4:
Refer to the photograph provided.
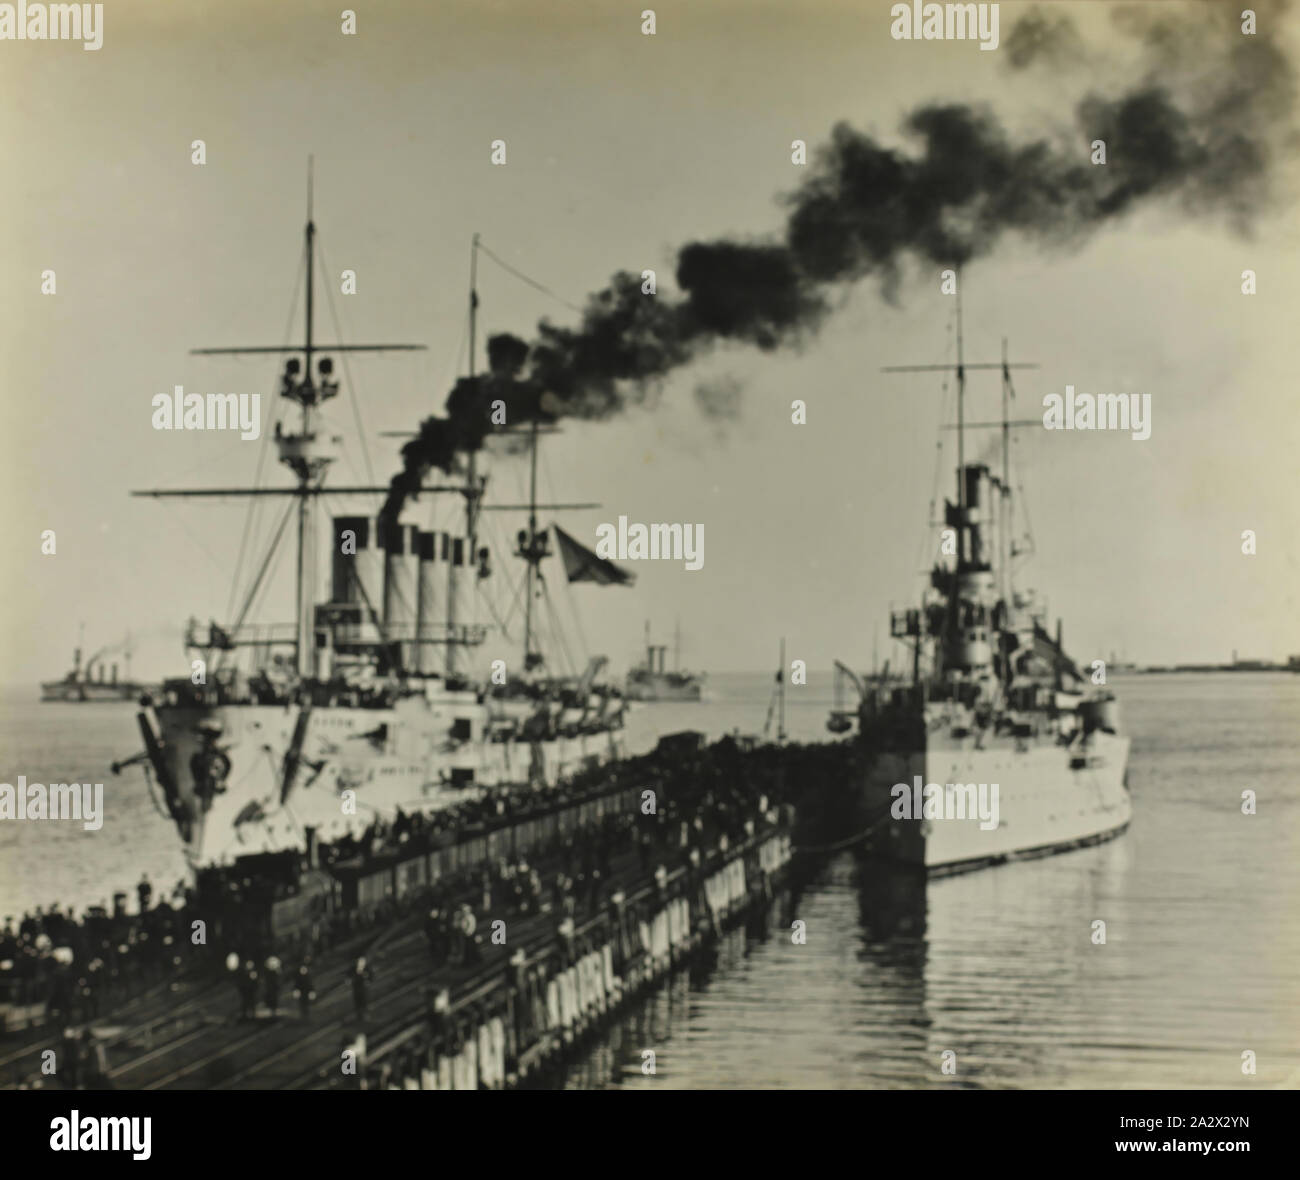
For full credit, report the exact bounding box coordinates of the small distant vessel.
[626,621,704,702]
[41,631,147,702]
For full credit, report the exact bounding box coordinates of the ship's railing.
[337,780,647,900]
[353,623,490,646]
[314,603,488,648]
[185,620,297,650]
[183,619,491,652]
[328,743,795,927]
[353,815,792,1088]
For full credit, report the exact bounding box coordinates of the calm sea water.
[2,672,1297,1088]
[573,672,1299,1090]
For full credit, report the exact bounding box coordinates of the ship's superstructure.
[124,189,639,868]
[846,294,1130,874]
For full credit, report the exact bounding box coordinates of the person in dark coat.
[351,957,372,1022]
[136,874,152,913]
[238,959,259,1020]
[459,905,479,965]
[424,907,444,966]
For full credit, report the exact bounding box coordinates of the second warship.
[839,296,1131,874]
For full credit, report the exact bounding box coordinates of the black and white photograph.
[0,0,1297,1150]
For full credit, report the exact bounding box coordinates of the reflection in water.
[568,810,1293,1089]
[562,674,1300,1089]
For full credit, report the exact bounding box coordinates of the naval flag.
[553,525,636,586]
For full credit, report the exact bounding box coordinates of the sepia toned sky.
[1,0,1297,682]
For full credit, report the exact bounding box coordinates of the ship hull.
[146,692,635,868]
[624,678,703,703]
[860,731,1131,873]
[41,681,144,702]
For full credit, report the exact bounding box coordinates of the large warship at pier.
[843,299,1131,874]
[120,196,644,870]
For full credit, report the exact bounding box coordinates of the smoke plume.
[382,2,1295,528]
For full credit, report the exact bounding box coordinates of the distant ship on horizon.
[41,632,149,703]
[625,621,705,702]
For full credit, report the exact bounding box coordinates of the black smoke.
[382,2,1295,528]
[1003,7,1085,71]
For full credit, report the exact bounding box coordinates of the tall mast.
[881,278,1039,582]
[881,296,1040,678]
[466,232,480,563]
[777,636,787,743]
[295,159,317,677]
[522,418,539,669]
[955,265,966,538]
[305,158,314,375]
[1000,337,1011,605]
[447,234,481,679]
[138,164,428,680]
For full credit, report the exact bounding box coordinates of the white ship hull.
[862,730,1131,874]
[145,690,637,868]
[625,676,703,702]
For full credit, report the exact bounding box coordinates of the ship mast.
[956,267,965,530]
[295,164,317,676]
[523,417,541,670]
[883,316,1040,570]
[1000,337,1011,605]
[882,285,1040,679]
[778,635,787,743]
[133,164,428,677]
[467,232,482,568]
[447,233,482,680]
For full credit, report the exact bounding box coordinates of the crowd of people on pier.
[316,758,645,872]
[358,737,821,1088]
[1,766,640,1039]
[3,735,847,1091]
[1,876,198,1029]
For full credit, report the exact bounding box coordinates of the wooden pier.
[2,735,846,1091]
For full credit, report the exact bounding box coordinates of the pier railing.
[351,814,795,1089]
